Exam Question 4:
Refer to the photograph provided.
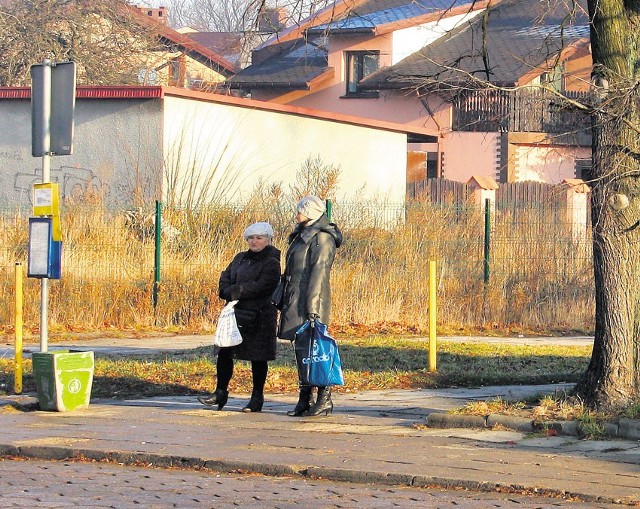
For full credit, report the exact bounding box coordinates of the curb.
[0,444,631,506]
[0,395,39,411]
[426,412,640,440]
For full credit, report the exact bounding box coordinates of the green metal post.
[483,198,490,284]
[153,201,162,315]
[326,199,332,221]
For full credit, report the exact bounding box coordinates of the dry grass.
[456,393,594,421]
[454,390,629,437]
[0,198,594,335]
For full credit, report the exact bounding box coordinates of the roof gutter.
[306,27,375,35]
[227,81,310,90]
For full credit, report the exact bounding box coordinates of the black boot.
[287,385,314,416]
[242,391,264,413]
[197,389,229,410]
[304,386,333,417]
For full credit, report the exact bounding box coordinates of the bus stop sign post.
[31,60,76,157]
[30,60,76,353]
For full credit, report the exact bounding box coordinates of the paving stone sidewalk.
[1,334,639,505]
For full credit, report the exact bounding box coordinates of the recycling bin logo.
[67,378,82,394]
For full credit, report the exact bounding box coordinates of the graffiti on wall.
[0,149,23,161]
[14,165,111,204]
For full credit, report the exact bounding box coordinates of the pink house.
[227,0,593,187]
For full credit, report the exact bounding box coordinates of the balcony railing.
[452,88,592,134]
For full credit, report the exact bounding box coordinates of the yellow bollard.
[428,260,437,372]
[14,262,23,394]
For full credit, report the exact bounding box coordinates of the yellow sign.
[51,215,62,241]
[33,183,61,241]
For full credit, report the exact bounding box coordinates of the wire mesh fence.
[0,197,594,333]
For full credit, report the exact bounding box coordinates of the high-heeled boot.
[287,385,314,416]
[197,389,229,410]
[242,391,264,413]
[304,386,333,416]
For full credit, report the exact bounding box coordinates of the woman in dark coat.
[278,196,343,417]
[198,222,281,413]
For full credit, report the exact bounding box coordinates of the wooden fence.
[407,178,470,205]
[452,89,591,133]
[408,179,589,213]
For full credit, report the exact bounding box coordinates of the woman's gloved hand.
[221,284,242,301]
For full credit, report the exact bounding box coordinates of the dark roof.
[307,0,478,34]
[185,32,246,64]
[227,37,329,90]
[361,0,590,90]
[124,5,237,76]
[228,0,481,90]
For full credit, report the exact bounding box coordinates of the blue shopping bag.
[294,320,345,386]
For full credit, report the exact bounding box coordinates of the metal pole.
[428,260,437,372]
[14,262,23,394]
[153,200,162,319]
[483,198,491,285]
[326,199,332,221]
[39,60,52,353]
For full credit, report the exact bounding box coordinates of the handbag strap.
[294,321,314,384]
[281,238,297,281]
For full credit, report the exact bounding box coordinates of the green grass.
[0,335,592,399]
[622,402,640,419]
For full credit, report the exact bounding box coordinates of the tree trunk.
[575,0,640,410]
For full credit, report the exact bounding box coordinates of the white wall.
[162,95,408,205]
[391,11,486,64]
[1,91,408,210]
[513,145,591,183]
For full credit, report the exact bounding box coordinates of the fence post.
[481,198,492,325]
[153,200,162,321]
[428,260,437,372]
[484,198,491,284]
[562,179,590,243]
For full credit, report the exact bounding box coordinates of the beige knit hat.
[243,222,274,240]
[296,195,326,221]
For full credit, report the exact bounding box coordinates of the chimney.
[258,7,287,33]
[139,6,169,25]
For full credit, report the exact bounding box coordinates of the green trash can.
[32,350,95,412]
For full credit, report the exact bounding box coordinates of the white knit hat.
[296,195,326,221]
[243,222,274,240]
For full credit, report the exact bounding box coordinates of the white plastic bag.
[213,300,243,347]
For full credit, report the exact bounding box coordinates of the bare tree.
[288,155,341,200]
[573,0,640,410]
[0,0,159,86]
[151,0,331,31]
[161,0,253,31]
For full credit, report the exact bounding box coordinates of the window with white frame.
[540,62,566,92]
[575,158,592,179]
